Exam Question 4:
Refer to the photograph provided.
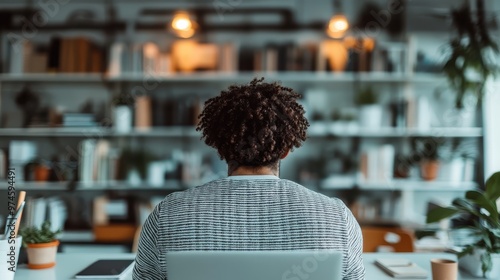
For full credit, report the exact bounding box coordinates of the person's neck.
[229,166,279,177]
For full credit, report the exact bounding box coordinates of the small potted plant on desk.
[427,172,500,278]
[19,221,61,269]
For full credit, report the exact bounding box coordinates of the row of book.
[79,140,121,185]
[5,36,412,74]
[359,145,396,182]
[8,37,105,74]
[22,196,67,232]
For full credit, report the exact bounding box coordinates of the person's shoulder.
[159,178,227,203]
[280,179,348,208]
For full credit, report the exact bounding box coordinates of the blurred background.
[0,0,499,253]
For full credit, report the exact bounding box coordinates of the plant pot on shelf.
[459,249,500,279]
[34,165,50,182]
[420,160,440,181]
[359,105,383,128]
[26,240,59,269]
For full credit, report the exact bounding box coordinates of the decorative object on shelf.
[443,0,499,109]
[320,40,349,72]
[19,220,61,269]
[135,95,152,130]
[414,137,442,181]
[15,86,40,128]
[426,172,500,278]
[356,87,383,128]
[112,93,134,133]
[33,160,51,182]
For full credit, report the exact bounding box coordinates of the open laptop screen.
[166,250,343,280]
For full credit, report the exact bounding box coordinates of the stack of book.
[62,113,98,127]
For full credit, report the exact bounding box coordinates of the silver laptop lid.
[166,250,343,280]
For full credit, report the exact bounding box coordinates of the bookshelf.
[0,1,492,245]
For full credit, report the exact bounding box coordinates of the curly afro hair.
[196,78,309,170]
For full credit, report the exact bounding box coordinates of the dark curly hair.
[196,78,309,171]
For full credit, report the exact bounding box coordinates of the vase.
[26,240,59,269]
[420,160,440,181]
[459,249,500,279]
[34,165,50,182]
[359,105,383,128]
[113,106,132,133]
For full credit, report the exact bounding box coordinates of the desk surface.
[15,252,481,280]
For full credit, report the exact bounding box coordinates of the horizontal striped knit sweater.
[133,176,365,279]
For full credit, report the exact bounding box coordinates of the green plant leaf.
[466,190,499,221]
[426,207,459,223]
[457,245,475,258]
[486,172,500,201]
[481,252,493,277]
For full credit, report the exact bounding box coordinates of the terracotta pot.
[421,160,440,181]
[34,166,50,182]
[26,240,59,269]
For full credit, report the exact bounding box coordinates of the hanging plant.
[443,0,499,108]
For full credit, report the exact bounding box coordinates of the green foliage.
[355,87,377,105]
[19,221,61,246]
[443,1,499,109]
[426,172,500,276]
[112,93,135,106]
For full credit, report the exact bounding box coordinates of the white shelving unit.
[0,126,483,138]
[0,180,186,191]
[0,72,447,84]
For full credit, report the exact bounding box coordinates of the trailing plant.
[19,221,61,246]
[355,87,377,106]
[427,172,500,277]
[443,0,499,108]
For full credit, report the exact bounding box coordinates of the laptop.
[166,250,343,280]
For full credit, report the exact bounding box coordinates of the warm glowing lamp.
[170,11,197,38]
[327,0,349,38]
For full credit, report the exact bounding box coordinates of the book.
[74,259,135,279]
[375,258,428,278]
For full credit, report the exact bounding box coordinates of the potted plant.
[112,93,134,133]
[413,137,443,181]
[443,0,498,110]
[426,172,500,278]
[19,221,61,269]
[356,87,382,128]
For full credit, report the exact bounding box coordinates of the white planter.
[147,161,166,187]
[459,249,500,279]
[359,105,383,128]
[448,158,465,183]
[113,106,132,133]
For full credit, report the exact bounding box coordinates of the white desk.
[15,252,481,280]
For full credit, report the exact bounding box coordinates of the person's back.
[133,78,365,279]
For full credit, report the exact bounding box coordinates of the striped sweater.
[133,176,365,279]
